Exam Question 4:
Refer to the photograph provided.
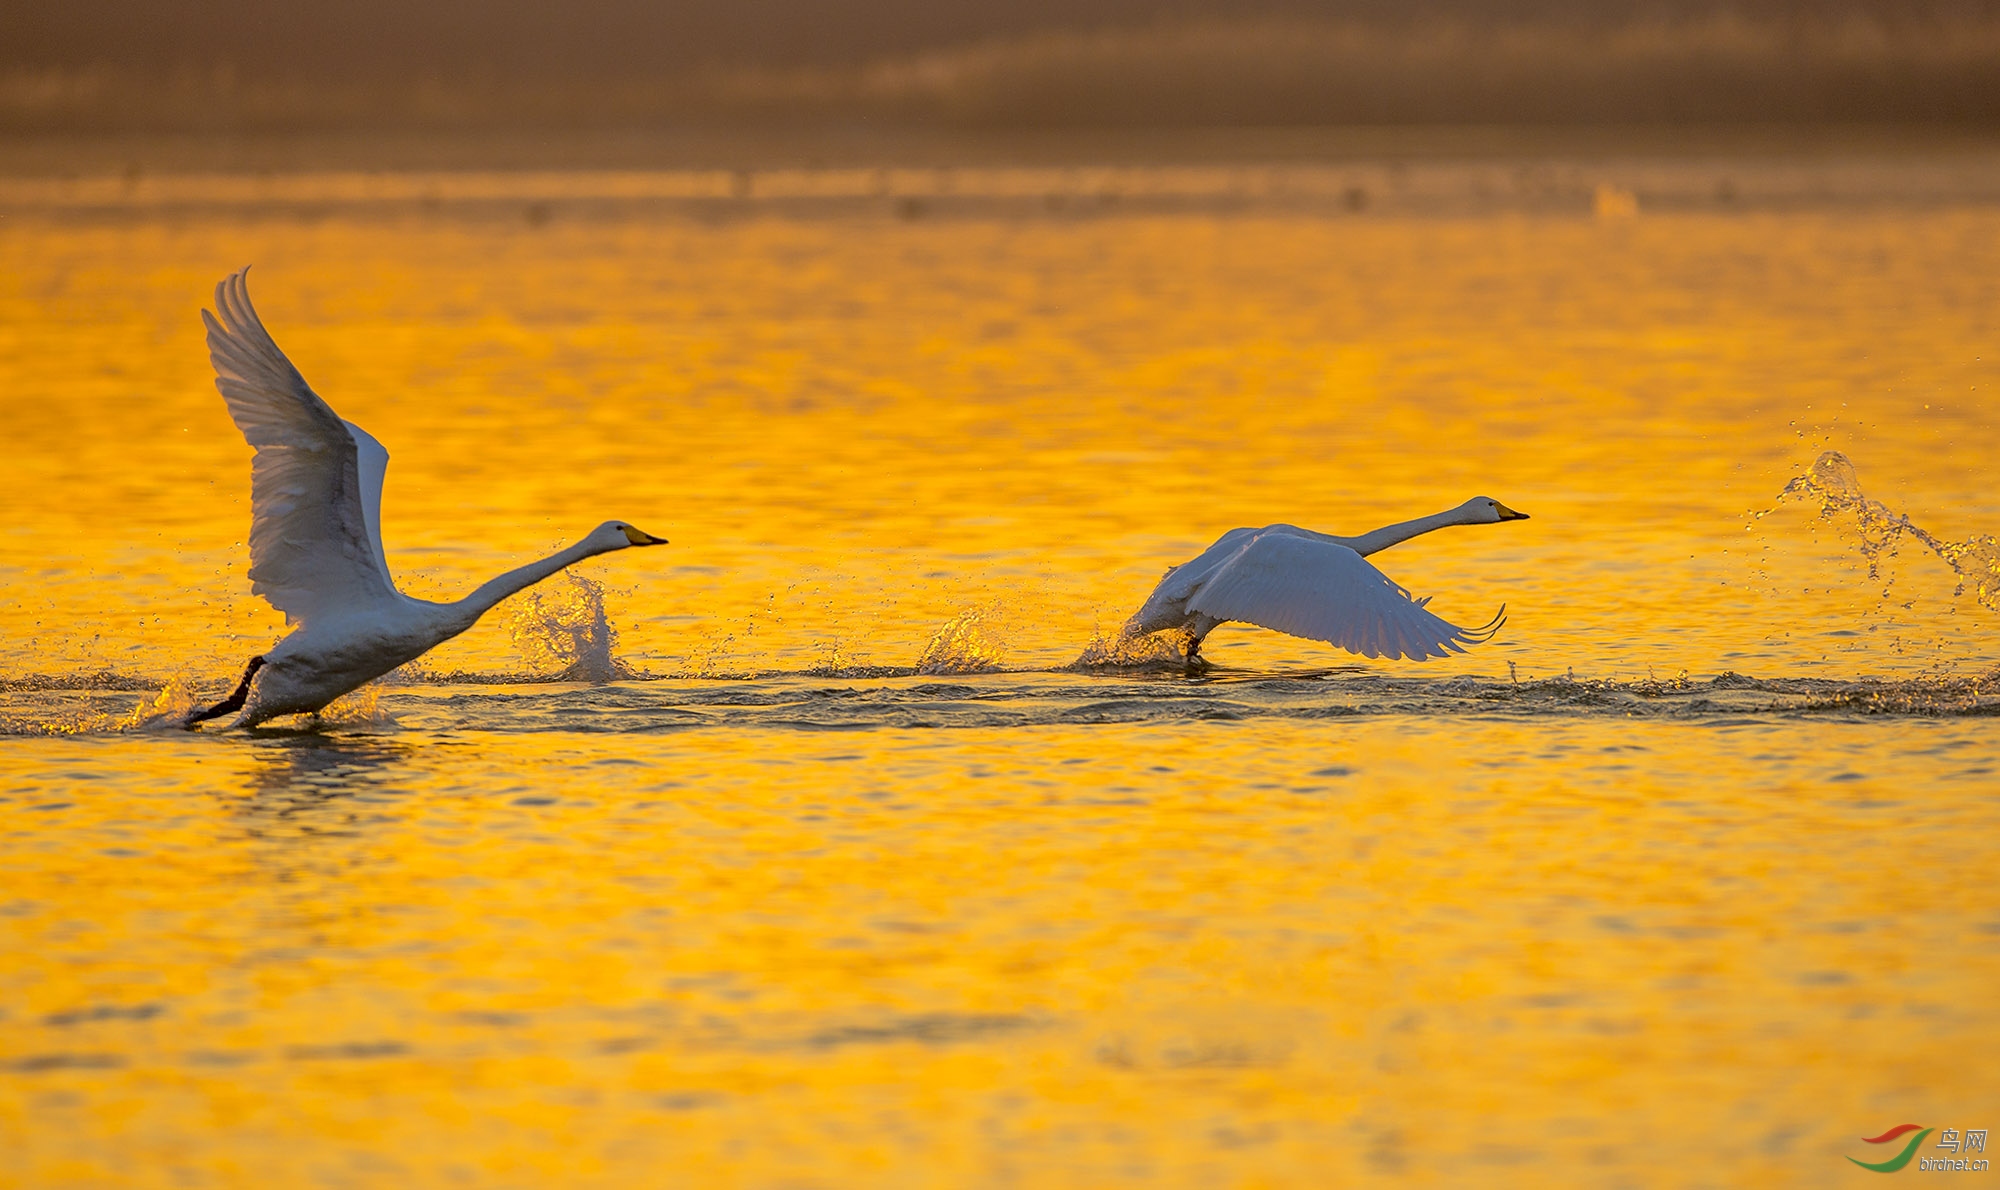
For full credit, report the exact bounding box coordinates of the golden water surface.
[2,155,1998,1185]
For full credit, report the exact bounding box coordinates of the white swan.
[1117,497,1528,671]
[185,268,668,729]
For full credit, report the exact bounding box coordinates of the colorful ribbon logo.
[1849,1125,1933,1173]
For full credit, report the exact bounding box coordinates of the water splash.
[118,674,201,731]
[143,674,392,732]
[806,632,860,677]
[671,586,784,679]
[507,573,640,684]
[0,670,156,693]
[669,577,904,679]
[1761,451,2000,610]
[0,673,201,736]
[1069,624,1190,670]
[915,603,1010,675]
[317,684,395,729]
[676,629,742,679]
[0,669,398,736]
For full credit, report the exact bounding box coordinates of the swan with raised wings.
[1116,497,1528,672]
[185,268,668,729]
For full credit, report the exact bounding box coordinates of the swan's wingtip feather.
[1453,604,1509,645]
[217,268,262,339]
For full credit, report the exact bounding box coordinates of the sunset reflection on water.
[2,164,1997,1185]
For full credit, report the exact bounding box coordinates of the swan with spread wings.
[1114,497,1528,673]
[185,268,668,729]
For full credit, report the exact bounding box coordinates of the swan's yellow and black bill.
[1494,502,1530,521]
[622,525,670,546]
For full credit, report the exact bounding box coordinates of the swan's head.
[585,520,670,552]
[1462,496,1530,524]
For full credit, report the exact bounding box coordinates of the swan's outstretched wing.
[1188,530,1504,660]
[203,268,397,624]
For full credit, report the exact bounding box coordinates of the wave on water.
[0,670,402,737]
[7,666,1999,737]
[0,672,200,736]
[380,667,2000,728]
[1761,450,2000,610]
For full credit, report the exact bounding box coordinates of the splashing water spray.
[1069,621,1190,669]
[915,602,1010,675]
[507,573,640,683]
[1759,451,2000,610]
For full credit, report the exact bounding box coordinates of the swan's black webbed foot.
[185,655,265,729]
[1184,636,1211,677]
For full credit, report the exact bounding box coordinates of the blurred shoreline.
[10,13,1999,199]
[8,123,2000,173]
[4,126,1999,219]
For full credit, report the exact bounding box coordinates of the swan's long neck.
[1338,508,1471,556]
[449,540,605,626]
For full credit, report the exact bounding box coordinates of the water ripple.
[6,666,1998,737]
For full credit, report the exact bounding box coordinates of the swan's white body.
[1121,497,1527,667]
[189,268,667,729]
